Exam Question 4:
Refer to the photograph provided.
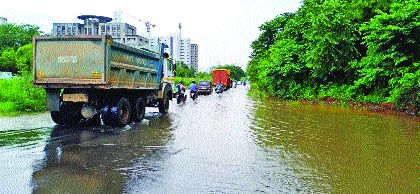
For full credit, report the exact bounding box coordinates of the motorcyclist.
[175,81,186,102]
[216,82,223,93]
[176,81,186,94]
[189,81,198,99]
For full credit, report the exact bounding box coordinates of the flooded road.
[0,86,418,193]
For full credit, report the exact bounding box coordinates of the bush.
[0,75,46,114]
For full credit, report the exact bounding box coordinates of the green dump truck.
[33,35,175,127]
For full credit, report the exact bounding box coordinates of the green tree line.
[0,23,39,74]
[0,23,45,115]
[247,0,419,113]
[175,62,246,86]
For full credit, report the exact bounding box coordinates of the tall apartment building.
[149,34,180,61]
[180,38,191,67]
[190,44,198,72]
[150,35,197,72]
[52,15,148,47]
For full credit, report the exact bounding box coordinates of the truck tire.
[132,97,145,123]
[159,93,170,114]
[60,102,83,125]
[51,111,64,125]
[112,98,132,127]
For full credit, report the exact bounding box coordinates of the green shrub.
[0,75,46,114]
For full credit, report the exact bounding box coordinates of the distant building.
[180,38,191,67]
[98,22,148,47]
[150,35,196,71]
[52,15,148,48]
[0,17,7,24]
[78,15,112,35]
[150,34,180,61]
[190,44,198,72]
[52,23,83,36]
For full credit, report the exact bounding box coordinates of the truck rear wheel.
[113,98,132,127]
[51,111,64,125]
[159,93,170,114]
[133,97,145,123]
[52,102,82,126]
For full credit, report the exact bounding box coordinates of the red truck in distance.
[212,69,232,90]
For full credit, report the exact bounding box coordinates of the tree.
[246,0,419,114]
[196,71,212,80]
[0,24,39,54]
[175,61,195,78]
[356,0,419,108]
[16,43,33,74]
[0,49,18,73]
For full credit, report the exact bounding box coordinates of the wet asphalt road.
[0,85,418,193]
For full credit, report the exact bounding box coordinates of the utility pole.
[178,23,182,40]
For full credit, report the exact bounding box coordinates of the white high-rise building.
[190,44,198,72]
[180,38,191,67]
[150,35,196,72]
[149,34,180,61]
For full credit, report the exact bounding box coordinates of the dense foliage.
[174,61,212,87]
[0,75,46,114]
[247,0,419,113]
[175,61,195,78]
[0,23,45,115]
[0,24,39,54]
[0,23,38,74]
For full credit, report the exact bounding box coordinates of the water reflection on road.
[0,86,418,193]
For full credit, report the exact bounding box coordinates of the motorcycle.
[176,91,187,104]
[215,86,223,94]
[190,90,198,100]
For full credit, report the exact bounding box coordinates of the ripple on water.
[0,127,52,150]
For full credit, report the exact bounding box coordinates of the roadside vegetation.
[247,0,419,115]
[175,61,246,86]
[0,23,46,115]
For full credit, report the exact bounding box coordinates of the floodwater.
[0,86,418,193]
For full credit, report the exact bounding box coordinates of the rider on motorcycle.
[176,81,186,95]
[216,82,223,93]
[189,81,198,99]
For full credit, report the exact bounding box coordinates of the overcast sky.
[1,0,301,72]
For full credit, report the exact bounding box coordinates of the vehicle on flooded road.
[33,34,175,127]
[197,81,212,95]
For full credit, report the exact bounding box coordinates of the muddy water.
[0,86,418,193]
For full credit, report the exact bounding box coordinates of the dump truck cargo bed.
[33,35,162,89]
